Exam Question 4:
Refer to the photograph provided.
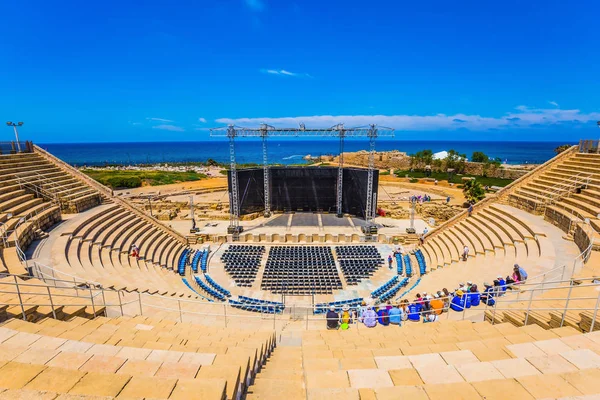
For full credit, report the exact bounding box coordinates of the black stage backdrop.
[227,167,378,218]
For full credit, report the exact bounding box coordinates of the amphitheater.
[1,140,600,399]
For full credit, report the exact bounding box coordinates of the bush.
[105,176,142,188]
[472,151,489,163]
[409,178,419,183]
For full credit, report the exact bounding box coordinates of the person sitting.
[430,293,445,315]
[497,275,507,294]
[468,284,481,307]
[377,305,390,326]
[358,301,367,322]
[407,300,423,322]
[326,306,339,330]
[340,305,352,326]
[363,306,378,328]
[388,303,404,326]
[514,264,528,282]
[441,288,451,309]
[450,290,466,311]
[423,310,439,323]
[481,282,496,306]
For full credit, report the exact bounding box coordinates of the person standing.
[468,203,474,217]
[462,245,469,261]
[388,255,393,270]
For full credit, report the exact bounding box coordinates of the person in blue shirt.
[496,275,507,294]
[388,304,404,326]
[407,301,422,321]
[377,306,390,326]
[450,290,466,311]
[482,282,496,306]
[515,264,528,282]
[469,284,481,307]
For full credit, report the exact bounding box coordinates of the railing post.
[590,291,600,333]
[224,304,228,328]
[491,293,499,325]
[524,287,535,326]
[73,278,78,295]
[178,300,183,323]
[47,286,57,319]
[561,281,575,327]
[461,294,467,321]
[306,308,309,331]
[89,287,96,318]
[138,292,143,316]
[14,275,27,321]
[118,291,124,317]
[101,289,107,312]
[273,307,276,330]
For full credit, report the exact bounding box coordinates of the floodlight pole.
[6,122,23,152]
[261,124,271,218]
[336,124,345,217]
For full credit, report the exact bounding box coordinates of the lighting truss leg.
[336,131,345,217]
[227,126,242,239]
[364,125,377,235]
[262,134,271,218]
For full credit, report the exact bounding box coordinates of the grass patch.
[394,170,514,187]
[82,169,207,188]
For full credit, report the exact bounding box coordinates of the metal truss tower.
[210,124,394,239]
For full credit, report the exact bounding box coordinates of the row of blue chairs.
[397,277,422,299]
[238,295,284,307]
[181,278,213,302]
[403,254,413,276]
[379,277,409,302]
[177,248,191,276]
[415,249,427,275]
[205,273,231,297]
[314,297,363,315]
[371,276,399,298]
[200,250,209,272]
[229,299,283,314]
[191,250,202,273]
[395,253,403,275]
[194,276,226,301]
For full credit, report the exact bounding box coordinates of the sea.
[37,140,571,167]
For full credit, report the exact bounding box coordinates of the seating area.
[504,150,600,253]
[177,248,191,276]
[314,298,363,315]
[415,249,427,275]
[193,276,225,301]
[336,245,384,284]
[221,245,265,287]
[247,320,600,399]
[371,276,399,298]
[403,254,413,277]
[261,246,342,295]
[378,277,409,302]
[205,274,231,298]
[230,296,285,314]
[0,314,275,400]
[1,151,102,214]
[60,204,194,297]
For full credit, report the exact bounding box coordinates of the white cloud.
[198,117,207,123]
[548,101,560,107]
[152,124,185,132]
[245,0,265,11]
[261,69,311,78]
[215,106,600,131]
[146,117,174,123]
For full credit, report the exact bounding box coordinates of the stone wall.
[326,151,530,180]
[415,203,463,224]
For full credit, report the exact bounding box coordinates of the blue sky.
[1,0,599,143]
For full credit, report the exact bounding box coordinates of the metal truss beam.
[210,123,394,238]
